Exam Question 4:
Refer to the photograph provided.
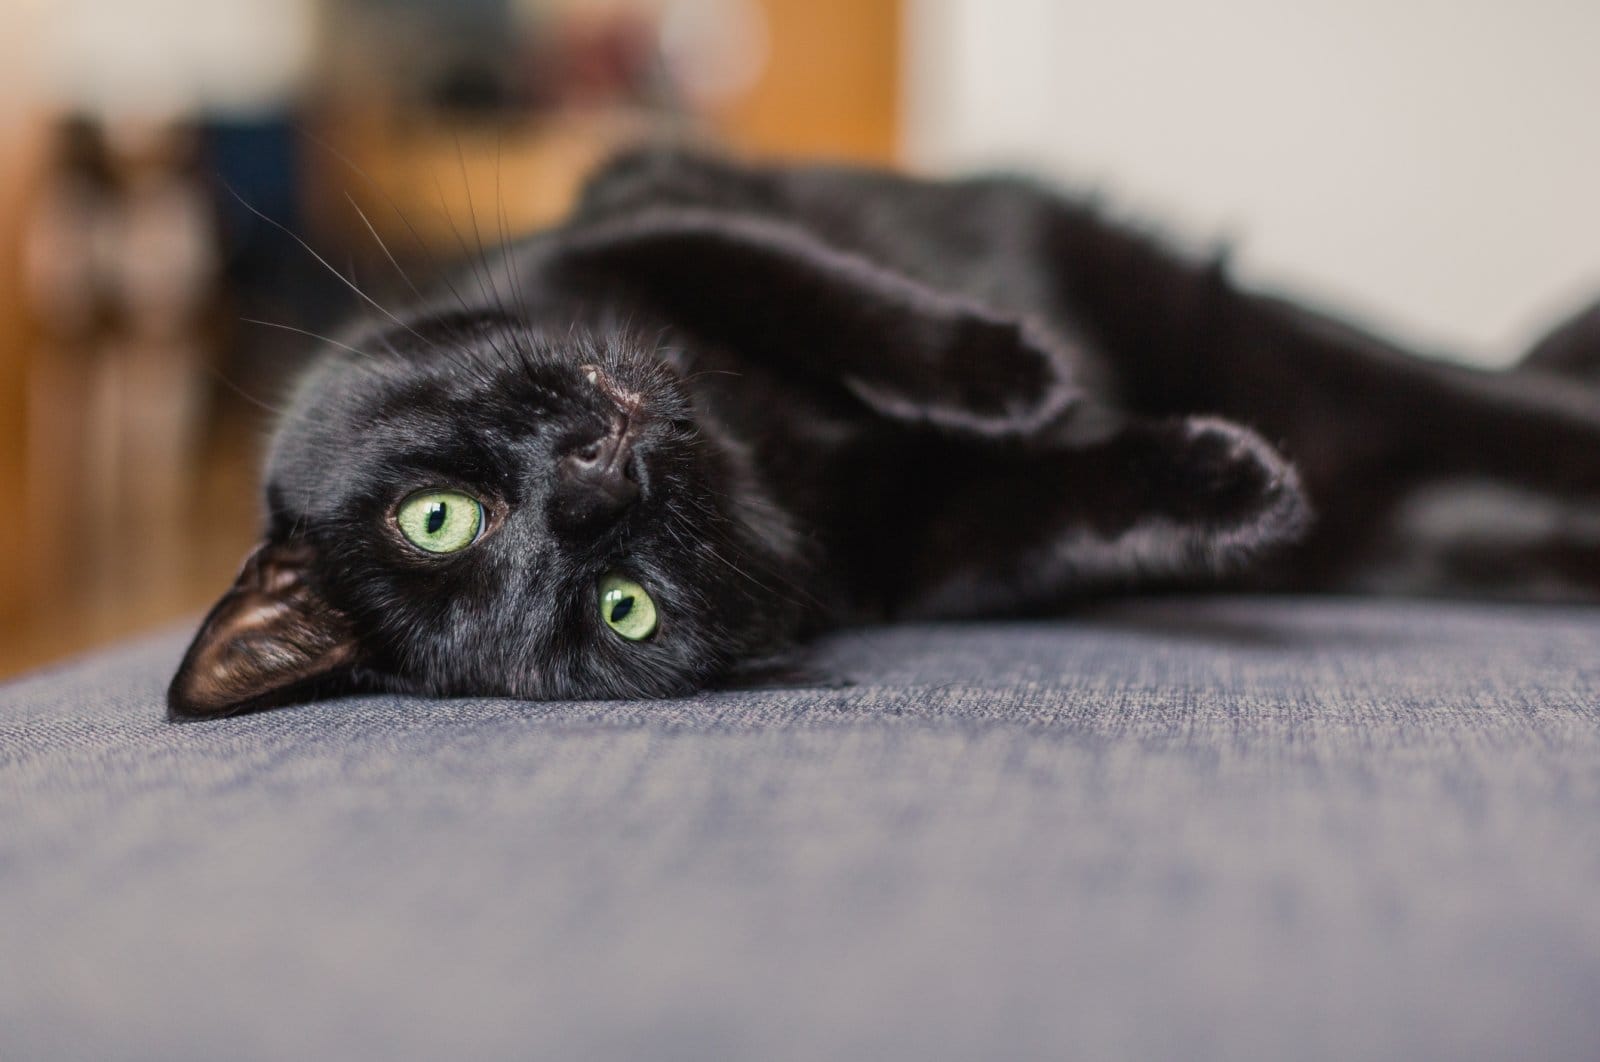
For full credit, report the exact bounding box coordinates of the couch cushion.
[3,597,1599,1061]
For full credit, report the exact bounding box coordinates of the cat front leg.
[893,416,1311,618]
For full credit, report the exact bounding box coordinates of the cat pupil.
[426,504,447,535]
[610,597,635,623]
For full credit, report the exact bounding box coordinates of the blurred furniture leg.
[0,119,48,634]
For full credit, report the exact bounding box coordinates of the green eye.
[598,571,658,641]
[396,490,484,553]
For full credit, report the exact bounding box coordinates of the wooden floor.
[0,401,262,681]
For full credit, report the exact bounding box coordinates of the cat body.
[169,148,1600,718]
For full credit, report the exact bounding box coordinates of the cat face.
[169,313,807,717]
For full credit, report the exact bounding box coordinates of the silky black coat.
[169,147,1600,718]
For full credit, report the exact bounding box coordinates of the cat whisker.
[493,133,536,337]
[660,500,815,615]
[220,182,440,354]
[453,134,504,311]
[344,192,426,303]
[294,125,508,391]
[239,317,384,363]
[672,488,824,613]
[429,165,521,379]
[205,364,291,417]
[451,135,537,381]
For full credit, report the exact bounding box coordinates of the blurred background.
[0,0,1596,677]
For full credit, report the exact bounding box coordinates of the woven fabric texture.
[3,597,1599,1061]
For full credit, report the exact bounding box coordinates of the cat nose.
[553,428,640,531]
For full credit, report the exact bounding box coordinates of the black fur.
[168,147,1600,719]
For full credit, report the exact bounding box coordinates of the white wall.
[40,0,315,120]
[904,0,1600,365]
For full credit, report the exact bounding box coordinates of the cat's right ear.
[167,541,362,721]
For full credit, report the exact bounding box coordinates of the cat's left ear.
[550,207,1082,438]
[167,541,363,721]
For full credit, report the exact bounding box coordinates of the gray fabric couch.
[3,596,1599,1061]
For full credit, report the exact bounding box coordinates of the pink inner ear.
[168,542,359,719]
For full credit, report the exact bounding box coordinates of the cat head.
[169,312,808,718]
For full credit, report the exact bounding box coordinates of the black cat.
[169,147,1600,719]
